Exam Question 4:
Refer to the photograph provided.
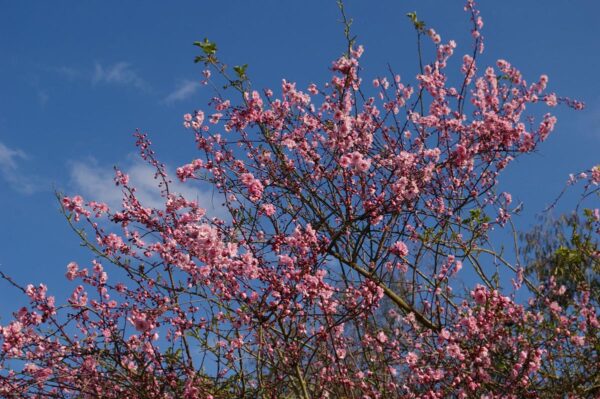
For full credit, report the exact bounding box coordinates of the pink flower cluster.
[0,2,595,398]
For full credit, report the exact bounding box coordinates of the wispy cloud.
[37,90,49,107]
[92,62,150,91]
[69,157,226,219]
[0,141,37,194]
[53,66,85,81]
[164,80,200,104]
[52,63,204,101]
[0,142,25,170]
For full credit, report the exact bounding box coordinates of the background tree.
[518,180,600,396]
[522,209,599,303]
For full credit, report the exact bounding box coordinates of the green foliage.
[521,210,600,303]
[462,207,491,227]
[193,38,218,63]
[406,11,426,32]
[233,64,248,80]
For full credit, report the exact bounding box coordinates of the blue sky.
[0,1,599,313]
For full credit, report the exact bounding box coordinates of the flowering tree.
[1,1,598,398]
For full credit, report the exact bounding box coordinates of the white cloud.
[69,157,227,219]
[38,90,49,107]
[53,65,84,80]
[0,141,37,194]
[164,80,200,104]
[0,142,25,170]
[92,62,149,91]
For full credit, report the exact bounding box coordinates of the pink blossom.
[406,351,418,366]
[260,203,276,217]
[549,301,562,313]
[471,285,488,305]
[571,335,585,346]
[592,165,600,184]
[129,312,153,333]
[65,261,78,281]
[390,241,409,257]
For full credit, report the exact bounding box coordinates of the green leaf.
[406,11,425,31]
[233,64,248,79]
[193,38,218,56]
